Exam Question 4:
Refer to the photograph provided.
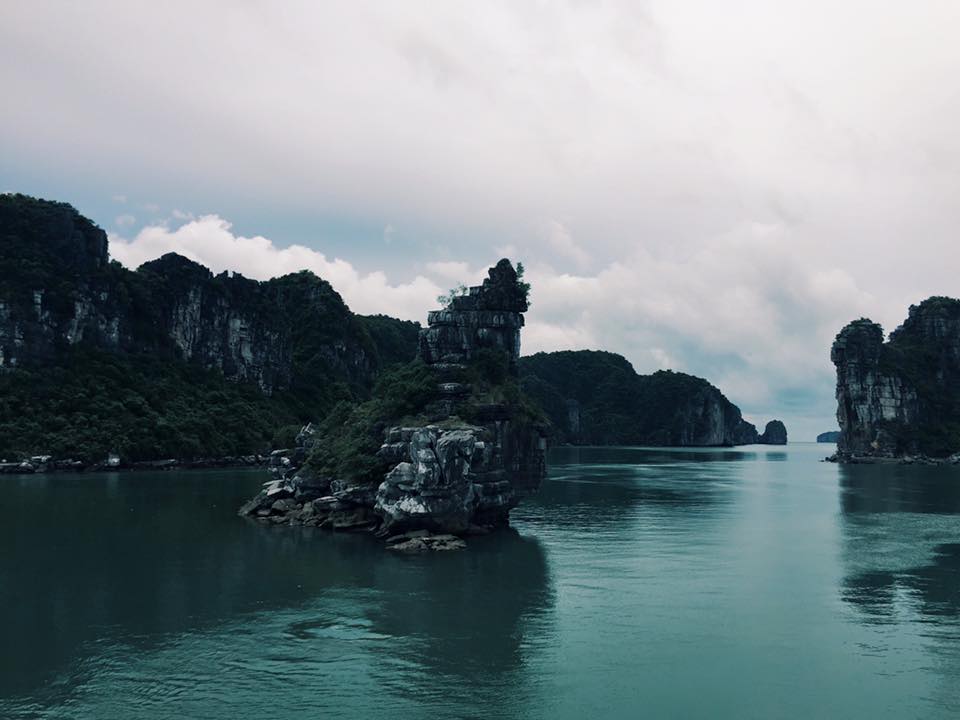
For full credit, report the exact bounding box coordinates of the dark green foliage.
[437,284,468,308]
[515,262,531,308]
[876,297,960,456]
[0,194,430,461]
[305,350,548,486]
[356,314,421,368]
[304,361,438,485]
[0,348,296,463]
[520,350,747,445]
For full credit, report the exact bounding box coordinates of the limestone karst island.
[4,4,960,718]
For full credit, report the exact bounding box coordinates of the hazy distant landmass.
[816,431,841,443]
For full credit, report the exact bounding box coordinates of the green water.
[2,443,959,719]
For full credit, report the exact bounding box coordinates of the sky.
[3,1,959,441]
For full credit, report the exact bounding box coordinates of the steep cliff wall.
[832,298,960,459]
[519,350,782,447]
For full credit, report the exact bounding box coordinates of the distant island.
[520,350,786,447]
[831,297,960,463]
[816,431,841,443]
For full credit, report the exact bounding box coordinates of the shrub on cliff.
[303,350,548,486]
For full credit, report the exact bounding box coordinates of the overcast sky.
[3,1,959,440]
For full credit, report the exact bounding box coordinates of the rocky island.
[831,296,960,463]
[519,350,786,447]
[238,259,548,550]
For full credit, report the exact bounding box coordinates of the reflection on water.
[837,463,960,717]
[3,445,960,719]
[838,464,960,620]
[0,470,552,717]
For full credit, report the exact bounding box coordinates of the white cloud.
[114,214,136,228]
[111,194,127,204]
[109,216,445,322]
[542,220,589,268]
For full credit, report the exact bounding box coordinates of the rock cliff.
[519,350,782,447]
[0,194,420,461]
[0,194,414,392]
[832,297,960,460]
[240,260,548,546]
[419,259,528,371]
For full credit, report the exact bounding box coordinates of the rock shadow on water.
[0,470,554,715]
[838,465,960,624]
[363,530,553,680]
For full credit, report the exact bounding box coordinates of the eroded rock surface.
[240,259,548,549]
[831,297,960,461]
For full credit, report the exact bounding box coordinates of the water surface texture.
[3,444,959,718]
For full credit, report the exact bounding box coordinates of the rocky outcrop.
[758,420,788,445]
[519,350,777,447]
[419,259,528,371]
[817,431,841,443]
[240,259,547,548]
[832,297,960,460]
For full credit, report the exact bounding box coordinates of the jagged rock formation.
[0,194,420,461]
[758,420,788,445]
[240,259,547,545]
[519,350,780,447]
[419,259,528,371]
[817,431,841,443]
[832,297,960,460]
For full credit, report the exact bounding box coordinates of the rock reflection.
[838,465,960,622]
[0,469,553,712]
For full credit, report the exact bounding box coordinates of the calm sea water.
[2,443,959,719]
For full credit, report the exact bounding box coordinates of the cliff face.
[240,260,548,543]
[0,195,418,393]
[832,298,960,459]
[419,259,528,371]
[0,194,420,462]
[519,350,781,447]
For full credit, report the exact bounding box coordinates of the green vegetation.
[0,193,423,463]
[0,348,298,463]
[879,298,960,456]
[515,262,531,308]
[305,349,547,485]
[519,350,748,445]
[437,284,468,308]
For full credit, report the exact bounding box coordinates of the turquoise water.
[2,443,959,718]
